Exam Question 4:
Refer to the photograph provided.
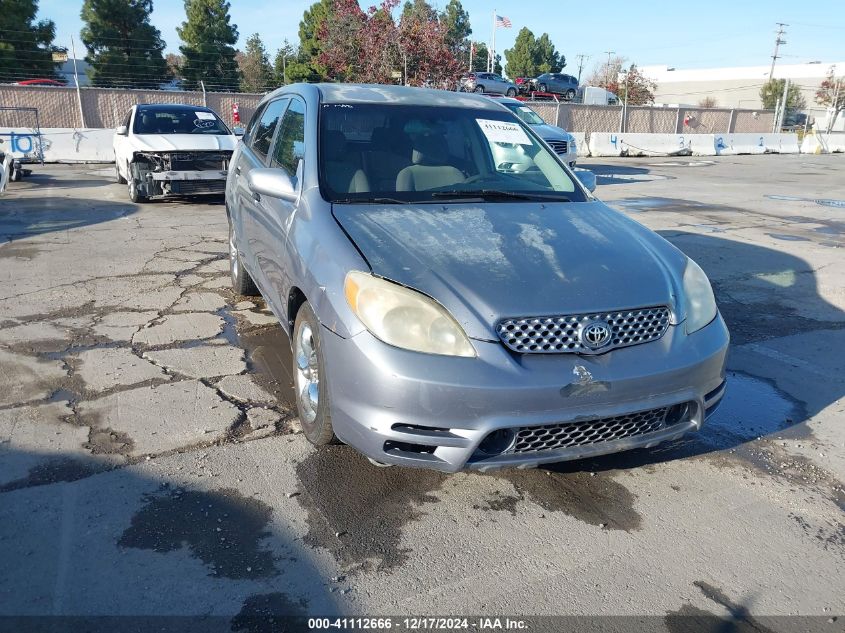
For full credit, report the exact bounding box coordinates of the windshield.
[504,103,546,126]
[319,103,584,203]
[133,108,231,135]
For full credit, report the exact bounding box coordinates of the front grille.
[510,404,686,453]
[169,180,226,194]
[496,306,671,354]
[547,140,568,154]
[169,151,231,171]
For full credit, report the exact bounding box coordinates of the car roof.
[136,103,215,113]
[312,83,506,111]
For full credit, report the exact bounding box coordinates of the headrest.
[411,134,448,165]
[322,130,348,161]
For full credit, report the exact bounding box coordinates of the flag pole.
[491,10,496,73]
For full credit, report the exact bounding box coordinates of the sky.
[38,0,845,74]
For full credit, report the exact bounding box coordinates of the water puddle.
[612,197,738,214]
[765,194,845,210]
[237,325,296,409]
[766,233,810,242]
[295,446,446,572]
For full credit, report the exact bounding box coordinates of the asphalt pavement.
[0,156,843,628]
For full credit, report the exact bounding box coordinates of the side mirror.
[247,168,297,202]
[232,126,245,137]
[574,168,596,193]
[115,125,128,136]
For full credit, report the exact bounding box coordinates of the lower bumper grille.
[169,180,225,195]
[509,403,689,454]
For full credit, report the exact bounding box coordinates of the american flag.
[495,14,512,28]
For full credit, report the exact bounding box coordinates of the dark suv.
[531,73,579,100]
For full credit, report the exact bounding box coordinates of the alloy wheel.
[295,322,319,423]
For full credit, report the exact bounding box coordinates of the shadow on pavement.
[0,446,337,628]
[0,196,137,240]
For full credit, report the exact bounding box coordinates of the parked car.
[113,103,237,202]
[460,72,518,96]
[531,73,579,100]
[14,78,65,87]
[491,96,578,167]
[225,83,729,472]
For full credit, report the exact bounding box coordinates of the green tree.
[815,66,844,129]
[178,0,240,91]
[401,0,437,22]
[503,27,536,78]
[534,33,562,73]
[0,0,62,82]
[504,28,562,78]
[80,0,170,88]
[441,0,471,54]
[272,39,296,85]
[617,64,656,105]
[237,33,272,92]
[470,41,501,75]
[760,78,806,111]
[296,0,334,81]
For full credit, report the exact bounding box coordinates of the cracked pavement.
[0,159,843,625]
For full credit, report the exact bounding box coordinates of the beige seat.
[396,134,465,192]
[364,127,411,191]
[323,130,369,194]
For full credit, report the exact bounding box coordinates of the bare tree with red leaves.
[317,0,462,87]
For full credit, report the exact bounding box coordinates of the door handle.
[235,165,241,175]
[252,191,261,202]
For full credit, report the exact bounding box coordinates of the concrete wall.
[0,128,115,163]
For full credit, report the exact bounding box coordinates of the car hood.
[333,201,687,340]
[531,123,573,142]
[128,134,237,152]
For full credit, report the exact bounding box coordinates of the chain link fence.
[0,85,777,135]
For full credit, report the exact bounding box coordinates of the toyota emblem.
[580,320,612,350]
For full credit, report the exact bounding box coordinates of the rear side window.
[249,98,289,163]
[270,98,305,176]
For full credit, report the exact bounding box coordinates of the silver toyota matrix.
[225,84,729,472]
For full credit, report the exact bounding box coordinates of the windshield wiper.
[332,197,407,204]
[431,189,571,202]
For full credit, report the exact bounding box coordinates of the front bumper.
[321,314,730,472]
[149,170,227,196]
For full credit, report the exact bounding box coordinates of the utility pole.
[768,23,788,79]
[575,54,589,84]
[603,51,615,88]
[70,36,85,128]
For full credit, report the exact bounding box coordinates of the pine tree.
[80,0,170,88]
[504,28,563,78]
[272,39,296,85]
[0,0,62,82]
[470,42,500,75]
[297,0,333,81]
[535,33,562,73]
[178,0,240,91]
[504,27,536,78]
[237,33,272,92]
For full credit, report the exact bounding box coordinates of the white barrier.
[0,127,114,163]
[800,132,845,153]
[571,132,589,157]
[714,133,800,155]
[588,133,716,157]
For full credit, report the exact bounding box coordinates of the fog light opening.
[477,428,516,456]
[383,440,435,455]
[665,403,690,426]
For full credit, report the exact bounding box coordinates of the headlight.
[344,271,476,357]
[682,258,718,334]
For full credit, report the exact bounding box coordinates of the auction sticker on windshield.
[476,118,531,145]
[195,111,216,120]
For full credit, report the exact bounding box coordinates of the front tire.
[229,219,259,296]
[293,302,336,446]
[128,173,146,203]
[115,160,126,184]
[506,87,517,97]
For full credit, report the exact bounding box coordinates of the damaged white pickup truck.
[113,103,238,203]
